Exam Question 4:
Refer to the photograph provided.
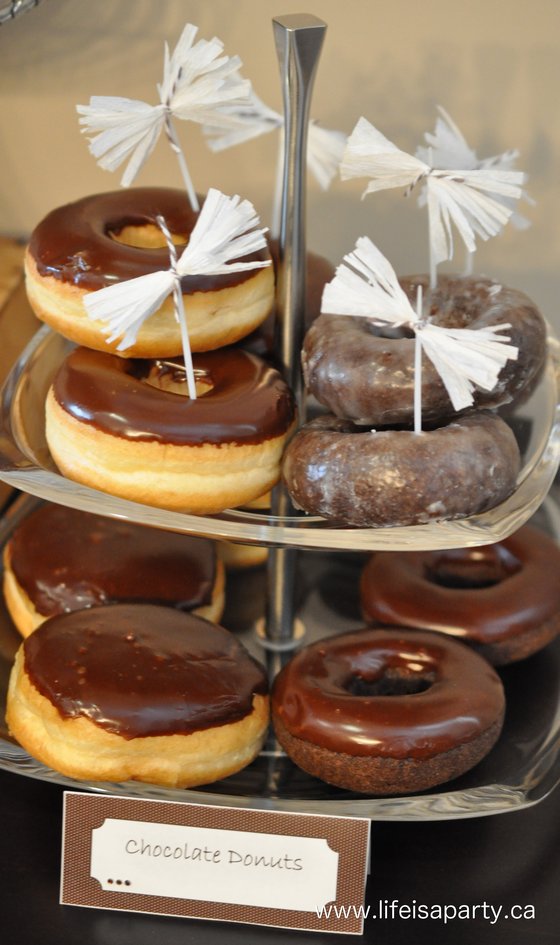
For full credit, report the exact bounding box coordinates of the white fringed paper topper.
[416,106,532,232]
[77,23,252,209]
[340,117,527,287]
[322,236,518,424]
[83,188,271,397]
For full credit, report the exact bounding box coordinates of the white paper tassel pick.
[77,23,251,210]
[416,106,533,273]
[83,188,271,388]
[322,236,518,427]
[341,117,526,288]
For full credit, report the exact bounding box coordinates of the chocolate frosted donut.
[7,604,269,787]
[282,411,520,527]
[25,188,274,356]
[3,503,225,637]
[46,346,296,513]
[360,524,560,664]
[272,628,505,794]
[303,275,546,425]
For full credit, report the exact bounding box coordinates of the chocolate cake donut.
[360,524,560,664]
[272,628,505,794]
[303,275,546,426]
[282,411,520,527]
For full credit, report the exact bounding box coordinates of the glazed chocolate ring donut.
[7,604,269,787]
[46,346,296,513]
[25,188,274,356]
[272,628,505,794]
[360,524,560,665]
[303,274,546,425]
[3,502,226,637]
[282,411,520,527]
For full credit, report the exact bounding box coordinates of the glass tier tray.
[1,493,560,821]
[0,326,559,552]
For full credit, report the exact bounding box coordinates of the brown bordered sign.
[61,792,370,934]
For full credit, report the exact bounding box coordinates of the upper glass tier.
[0,325,559,552]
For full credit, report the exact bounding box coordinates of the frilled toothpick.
[340,117,526,290]
[416,106,533,274]
[203,91,347,236]
[77,23,252,211]
[321,236,518,432]
[83,188,271,397]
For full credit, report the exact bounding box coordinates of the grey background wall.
[1,0,558,321]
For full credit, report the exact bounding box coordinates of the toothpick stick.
[414,284,423,433]
[156,215,197,399]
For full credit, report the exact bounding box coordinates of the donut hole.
[345,668,436,697]
[364,322,415,340]
[425,546,522,590]
[144,360,214,398]
[109,223,188,249]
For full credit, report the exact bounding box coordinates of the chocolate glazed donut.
[25,188,274,356]
[360,524,560,665]
[7,604,269,787]
[46,346,296,513]
[3,502,226,636]
[282,411,520,527]
[272,628,505,794]
[303,274,546,425]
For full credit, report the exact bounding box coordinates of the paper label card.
[61,792,370,934]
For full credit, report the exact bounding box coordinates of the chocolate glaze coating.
[303,274,546,425]
[272,628,505,759]
[28,188,269,293]
[360,524,560,664]
[23,604,267,739]
[52,346,295,446]
[282,411,520,527]
[8,503,216,617]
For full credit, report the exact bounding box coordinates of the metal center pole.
[264,15,326,654]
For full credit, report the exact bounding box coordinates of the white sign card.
[61,791,371,934]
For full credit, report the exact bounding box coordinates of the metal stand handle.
[263,15,326,653]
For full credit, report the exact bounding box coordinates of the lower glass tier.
[1,494,560,821]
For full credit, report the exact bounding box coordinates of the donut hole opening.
[345,668,436,697]
[109,223,188,249]
[425,546,522,590]
[144,360,214,398]
[364,322,415,340]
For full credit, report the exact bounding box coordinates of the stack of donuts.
[270,521,560,795]
[4,183,308,788]
[25,187,296,515]
[4,500,271,788]
[283,273,547,527]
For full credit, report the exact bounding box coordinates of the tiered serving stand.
[0,15,560,820]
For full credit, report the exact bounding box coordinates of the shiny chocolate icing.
[8,503,216,618]
[303,274,546,426]
[23,604,268,738]
[52,346,295,446]
[272,628,504,759]
[28,188,269,292]
[360,524,560,644]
